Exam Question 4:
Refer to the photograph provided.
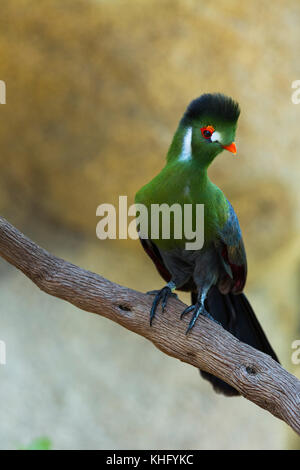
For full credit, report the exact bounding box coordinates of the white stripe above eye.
[211,131,221,143]
[178,127,192,161]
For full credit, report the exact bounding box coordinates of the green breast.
[135,160,229,251]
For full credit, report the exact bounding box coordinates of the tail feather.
[193,287,279,397]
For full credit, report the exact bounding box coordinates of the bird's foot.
[180,301,221,334]
[147,284,177,326]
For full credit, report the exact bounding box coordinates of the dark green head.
[169,93,240,168]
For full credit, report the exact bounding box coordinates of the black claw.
[161,295,168,313]
[186,304,202,334]
[150,294,161,326]
[186,320,195,334]
[180,301,221,334]
[148,287,176,326]
[180,305,194,320]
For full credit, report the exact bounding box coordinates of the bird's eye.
[203,130,212,137]
[201,125,215,140]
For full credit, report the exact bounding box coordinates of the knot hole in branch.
[118,304,132,312]
[245,365,257,375]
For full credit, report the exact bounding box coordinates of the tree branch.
[0,216,299,434]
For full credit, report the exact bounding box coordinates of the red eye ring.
[201,125,215,139]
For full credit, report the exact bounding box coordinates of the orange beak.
[222,142,237,154]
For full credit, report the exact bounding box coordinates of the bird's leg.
[180,289,221,334]
[147,281,177,326]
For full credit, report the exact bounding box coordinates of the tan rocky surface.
[0,0,299,449]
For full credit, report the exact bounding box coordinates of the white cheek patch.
[178,127,192,161]
[210,131,222,143]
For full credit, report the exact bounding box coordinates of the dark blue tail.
[192,288,279,396]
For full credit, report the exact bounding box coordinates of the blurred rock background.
[0,0,299,449]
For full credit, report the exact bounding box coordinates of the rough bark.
[0,216,299,434]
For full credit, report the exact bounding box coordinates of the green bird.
[135,93,279,396]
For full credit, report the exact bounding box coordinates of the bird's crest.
[181,93,240,125]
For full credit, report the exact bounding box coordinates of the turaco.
[135,93,279,396]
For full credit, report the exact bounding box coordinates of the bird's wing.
[139,238,172,284]
[215,200,247,294]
